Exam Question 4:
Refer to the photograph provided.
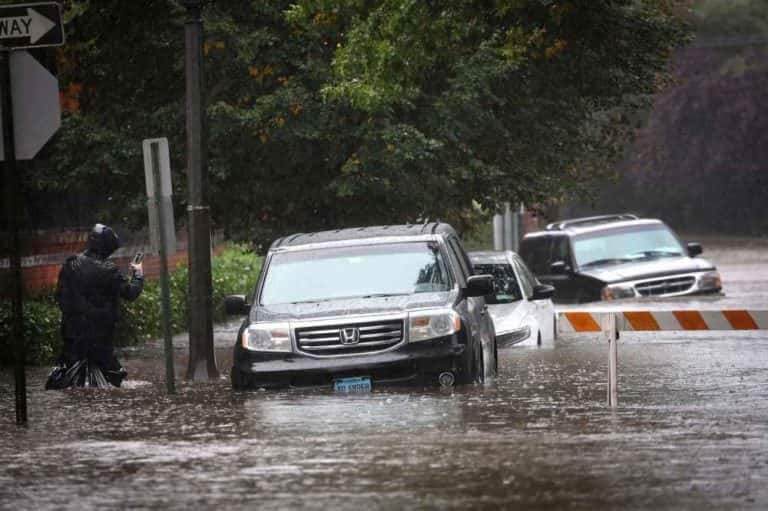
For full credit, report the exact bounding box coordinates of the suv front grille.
[295,320,404,357]
[635,276,696,297]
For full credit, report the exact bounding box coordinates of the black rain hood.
[86,223,120,259]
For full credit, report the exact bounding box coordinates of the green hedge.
[0,245,262,366]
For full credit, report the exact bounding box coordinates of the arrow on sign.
[0,8,56,44]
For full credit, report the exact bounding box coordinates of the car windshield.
[260,242,453,305]
[573,225,685,268]
[473,263,523,304]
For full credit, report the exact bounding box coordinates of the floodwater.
[1,245,767,510]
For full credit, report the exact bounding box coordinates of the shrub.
[0,296,63,366]
[116,244,263,345]
[0,245,263,366]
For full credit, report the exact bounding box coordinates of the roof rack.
[269,223,458,249]
[546,214,639,231]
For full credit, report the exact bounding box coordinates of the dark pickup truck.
[225,223,497,390]
[519,214,722,303]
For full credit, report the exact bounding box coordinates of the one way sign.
[0,2,63,49]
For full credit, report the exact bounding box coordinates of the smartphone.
[131,252,144,265]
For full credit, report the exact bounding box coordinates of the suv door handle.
[480,305,488,316]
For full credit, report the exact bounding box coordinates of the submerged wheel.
[457,339,482,385]
[231,367,251,390]
[474,341,485,384]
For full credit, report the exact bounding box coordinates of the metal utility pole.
[182,0,218,380]
[1,48,27,425]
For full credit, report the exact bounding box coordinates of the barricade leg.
[602,313,618,408]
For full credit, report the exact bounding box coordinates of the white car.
[469,251,556,347]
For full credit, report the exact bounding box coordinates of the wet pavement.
[1,245,767,510]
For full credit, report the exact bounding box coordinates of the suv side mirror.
[224,294,250,315]
[687,242,703,257]
[465,275,494,298]
[550,260,571,274]
[531,284,555,301]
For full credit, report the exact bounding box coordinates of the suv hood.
[579,256,716,284]
[253,291,456,323]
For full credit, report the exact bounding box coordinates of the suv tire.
[457,339,482,384]
[231,367,250,390]
[473,341,485,384]
[493,340,499,376]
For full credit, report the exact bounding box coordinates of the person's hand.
[130,262,144,277]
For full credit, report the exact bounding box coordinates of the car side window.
[448,237,472,278]
[550,236,571,267]
[442,238,466,285]
[511,257,534,298]
[520,237,551,275]
[473,263,523,304]
[515,255,540,285]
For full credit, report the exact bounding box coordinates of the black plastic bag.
[45,359,126,389]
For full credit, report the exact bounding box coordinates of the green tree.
[320,0,690,227]
[27,0,689,245]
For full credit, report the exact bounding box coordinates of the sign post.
[1,49,26,425]
[142,138,176,394]
[0,1,64,425]
[142,138,176,255]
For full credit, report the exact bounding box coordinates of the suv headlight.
[601,283,636,301]
[698,271,721,290]
[242,322,291,352]
[409,309,461,342]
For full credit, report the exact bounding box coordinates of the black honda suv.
[519,214,722,303]
[225,223,497,390]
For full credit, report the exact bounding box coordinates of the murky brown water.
[1,248,767,510]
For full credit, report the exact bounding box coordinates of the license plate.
[333,376,372,393]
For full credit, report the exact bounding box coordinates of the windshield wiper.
[627,250,683,259]
[360,292,409,298]
[290,293,409,304]
[580,258,634,268]
[289,297,340,305]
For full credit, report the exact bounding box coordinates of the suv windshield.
[573,225,685,268]
[260,242,453,305]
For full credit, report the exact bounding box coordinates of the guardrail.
[557,310,768,408]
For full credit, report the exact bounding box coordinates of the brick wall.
[0,228,223,298]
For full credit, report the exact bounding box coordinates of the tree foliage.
[28,0,688,245]
[569,0,768,236]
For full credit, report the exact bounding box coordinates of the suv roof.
[270,223,458,250]
[521,214,665,238]
[545,214,639,231]
[468,250,518,264]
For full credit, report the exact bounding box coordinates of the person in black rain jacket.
[45,224,144,389]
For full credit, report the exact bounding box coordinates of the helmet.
[87,223,120,258]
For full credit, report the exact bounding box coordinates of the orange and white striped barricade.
[557,309,768,408]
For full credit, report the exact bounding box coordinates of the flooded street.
[2,245,767,510]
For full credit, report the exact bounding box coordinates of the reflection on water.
[2,332,768,510]
[243,391,465,433]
